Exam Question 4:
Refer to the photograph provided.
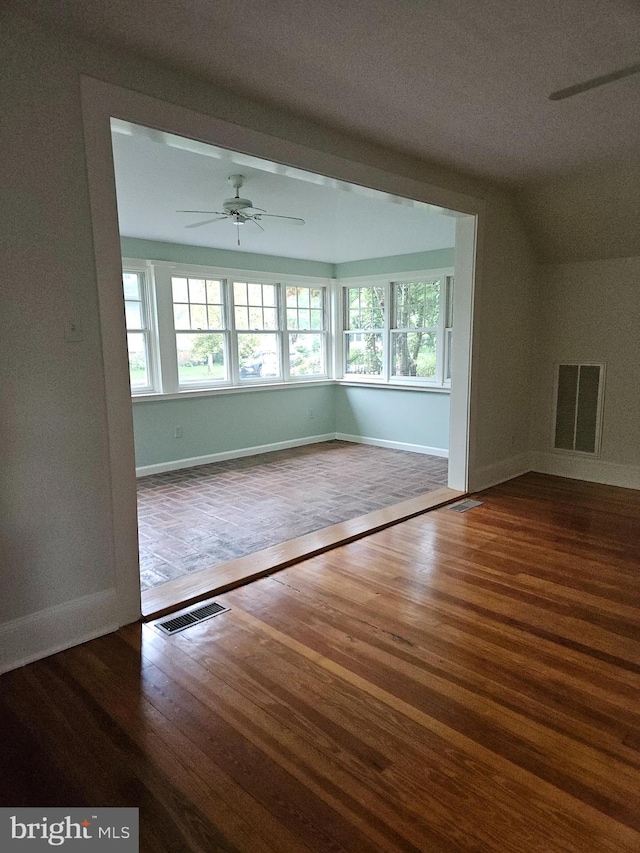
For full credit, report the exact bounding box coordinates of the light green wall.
[122,240,454,280]
[121,237,333,277]
[335,386,449,450]
[133,385,335,467]
[335,248,454,278]
[133,384,450,467]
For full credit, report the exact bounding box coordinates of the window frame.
[337,268,454,388]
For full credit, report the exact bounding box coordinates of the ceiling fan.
[548,59,640,101]
[177,174,305,245]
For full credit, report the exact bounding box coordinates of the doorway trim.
[80,76,482,626]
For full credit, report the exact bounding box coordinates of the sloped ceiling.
[8,0,640,262]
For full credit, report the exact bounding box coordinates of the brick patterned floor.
[137,440,448,591]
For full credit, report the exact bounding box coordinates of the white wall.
[0,10,536,671]
[466,195,537,490]
[531,256,640,489]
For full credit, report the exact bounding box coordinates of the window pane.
[394,280,440,328]
[189,278,206,303]
[238,334,280,379]
[287,308,298,329]
[172,277,188,303]
[123,273,140,300]
[173,304,189,329]
[127,332,148,388]
[176,333,226,384]
[190,304,207,329]
[286,287,297,308]
[206,279,221,303]
[234,281,247,303]
[310,289,321,309]
[124,300,142,330]
[262,284,276,306]
[289,333,324,376]
[345,332,383,375]
[234,306,249,329]
[248,283,262,304]
[310,309,323,330]
[297,288,309,308]
[263,307,278,330]
[208,305,222,328]
[294,309,309,329]
[249,307,263,329]
[392,331,437,378]
[346,286,384,329]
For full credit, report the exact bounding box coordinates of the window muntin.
[123,270,154,392]
[171,276,228,385]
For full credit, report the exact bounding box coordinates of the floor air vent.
[155,599,229,635]
[447,500,483,513]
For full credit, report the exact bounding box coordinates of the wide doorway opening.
[81,79,477,623]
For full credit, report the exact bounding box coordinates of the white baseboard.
[531,452,640,491]
[335,433,449,457]
[0,590,118,674]
[469,453,533,492]
[136,433,336,477]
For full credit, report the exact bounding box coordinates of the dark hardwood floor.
[2,472,639,852]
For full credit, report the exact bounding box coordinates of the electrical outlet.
[173,426,183,439]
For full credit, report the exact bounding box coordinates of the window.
[172,276,228,385]
[123,269,154,392]
[341,273,453,386]
[286,285,326,377]
[233,281,281,380]
[344,285,385,376]
[123,260,328,395]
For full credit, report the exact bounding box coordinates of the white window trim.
[337,267,454,389]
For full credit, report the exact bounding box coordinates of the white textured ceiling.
[10,0,640,184]
[111,124,457,263]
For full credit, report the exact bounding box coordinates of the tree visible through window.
[342,276,453,384]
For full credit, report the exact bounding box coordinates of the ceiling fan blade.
[176,209,221,214]
[246,218,265,232]
[549,60,640,101]
[184,216,229,229]
[253,213,305,225]
[245,206,267,213]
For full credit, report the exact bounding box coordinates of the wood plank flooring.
[2,472,639,852]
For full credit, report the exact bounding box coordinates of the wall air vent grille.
[155,600,229,635]
[553,363,605,455]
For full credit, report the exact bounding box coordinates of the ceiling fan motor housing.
[222,197,253,212]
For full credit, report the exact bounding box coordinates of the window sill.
[131,378,335,402]
[131,377,450,402]
[336,379,451,393]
